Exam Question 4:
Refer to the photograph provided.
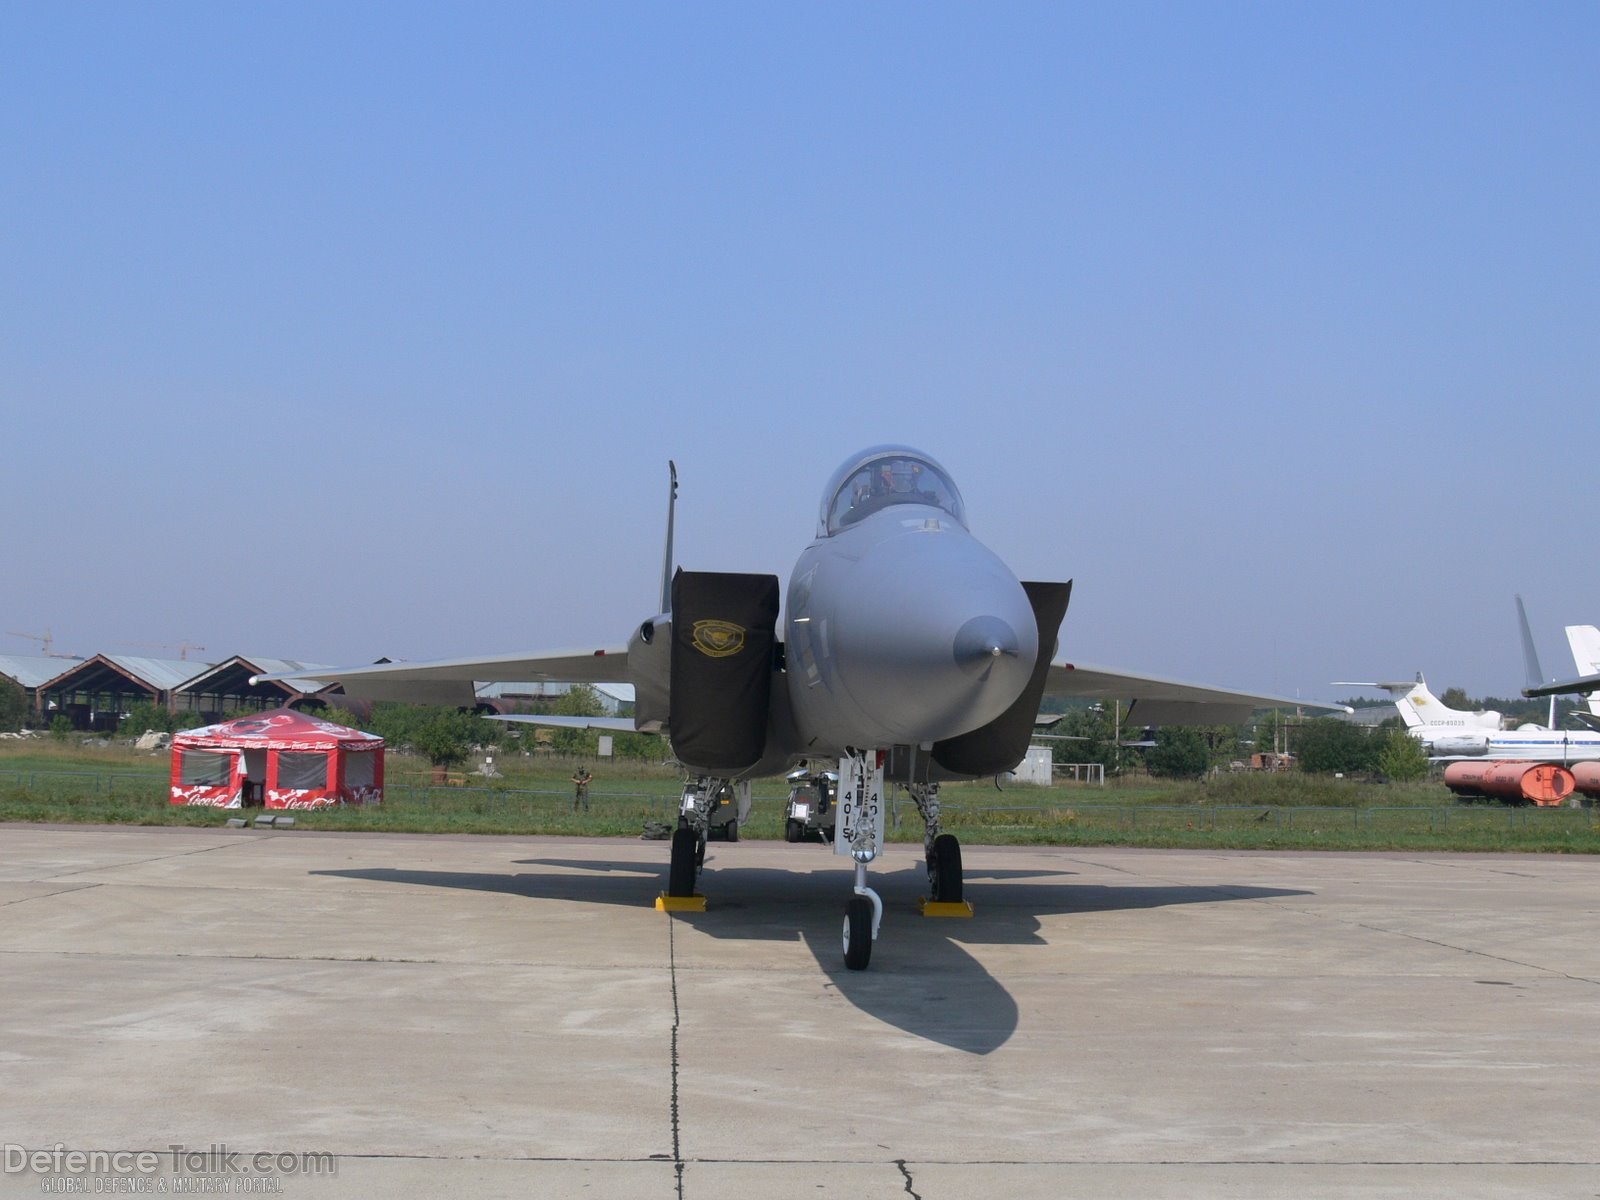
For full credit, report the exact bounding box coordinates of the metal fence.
[0,769,166,799]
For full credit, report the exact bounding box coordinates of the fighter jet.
[259,445,1342,969]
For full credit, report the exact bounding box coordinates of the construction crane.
[7,628,57,656]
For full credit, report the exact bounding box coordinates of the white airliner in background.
[1346,676,1600,763]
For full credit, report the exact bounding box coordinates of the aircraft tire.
[843,895,873,971]
[929,833,963,904]
[668,828,698,897]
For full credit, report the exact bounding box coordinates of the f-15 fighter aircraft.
[259,445,1341,969]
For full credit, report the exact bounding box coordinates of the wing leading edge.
[1045,662,1351,726]
[1524,672,1600,700]
[251,647,632,706]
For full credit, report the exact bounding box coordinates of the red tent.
[170,709,384,809]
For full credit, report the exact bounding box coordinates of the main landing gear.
[910,782,964,905]
[665,777,752,903]
[666,777,713,902]
[667,825,700,899]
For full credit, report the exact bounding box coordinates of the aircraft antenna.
[659,460,678,614]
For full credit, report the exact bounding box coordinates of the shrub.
[0,676,27,731]
[1145,727,1209,779]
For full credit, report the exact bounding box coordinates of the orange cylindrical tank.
[1571,761,1600,800]
[1444,761,1575,806]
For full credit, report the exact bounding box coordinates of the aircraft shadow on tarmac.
[312,854,1307,1055]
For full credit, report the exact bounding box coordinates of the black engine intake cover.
[669,569,781,772]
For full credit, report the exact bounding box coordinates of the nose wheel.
[843,894,874,970]
[842,851,883,971]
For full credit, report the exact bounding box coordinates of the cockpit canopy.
[819,445,967,537]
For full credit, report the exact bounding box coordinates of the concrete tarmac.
[0,824,1597,1198]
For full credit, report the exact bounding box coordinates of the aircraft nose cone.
[953,615,1023,678]
[820,529,1039,745]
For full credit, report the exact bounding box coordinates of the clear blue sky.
[4,2,1596,701]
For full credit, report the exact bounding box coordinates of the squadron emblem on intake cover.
[691,620,747,658]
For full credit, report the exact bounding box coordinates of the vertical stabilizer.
[1391,676,1436,729]
[1515,596,1544,690]
[660,461,678,615]
[1566,625,1600,717]
[1516,596,1555,729]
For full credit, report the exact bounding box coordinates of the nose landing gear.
[837,750,888,970]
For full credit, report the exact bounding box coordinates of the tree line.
[1043,702,1430,781]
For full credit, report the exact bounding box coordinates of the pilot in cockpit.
[822,447,968,537]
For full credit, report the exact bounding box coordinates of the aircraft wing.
[1524,671,1600,699]
[251,647,632,706]
[1045,661,1351,726]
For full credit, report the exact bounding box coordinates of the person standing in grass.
[571,767,592,813]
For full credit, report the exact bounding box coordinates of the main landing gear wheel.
[843,894,874,971]
[928,833,963,904]
[668,827,698,898]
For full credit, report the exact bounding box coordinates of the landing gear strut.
[843,863,880,971]
[668,776,717,898]
[837,750,886,970]
[910,782,963,904]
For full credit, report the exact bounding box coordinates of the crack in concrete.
[1341,916,1600,987]
[895,1157,922,1198]
[667,913,685,1200]
[0,882,102,909]
[1061,855,1600,987]
[35,836,267,881]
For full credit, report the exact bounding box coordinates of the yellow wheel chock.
[918,898,974,918]
[655,893,707,912]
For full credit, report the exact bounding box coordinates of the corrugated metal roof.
[0,655,80,688]
[17,649,634,704]
[241,657,335,678]
[99,655,216,691]
[178,656,339,694]
[241,658,339,692]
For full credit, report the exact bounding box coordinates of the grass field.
[3,738,1598,852]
